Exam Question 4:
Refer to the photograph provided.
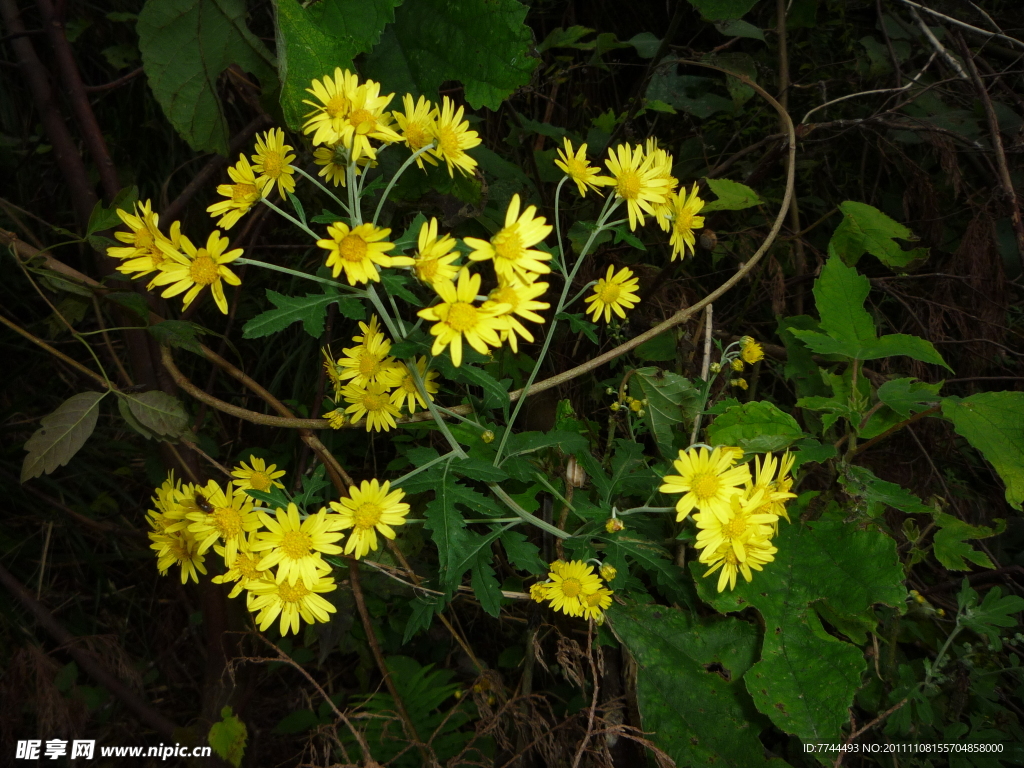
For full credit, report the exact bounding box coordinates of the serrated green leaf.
[877,377,942,417]
[942,392,1024,509]
[275,0,401,129]
[499,530,547,575]
[137,0,276,154]
[605,536,695,607]
[536,25,595,52]
[861,334,950,370]
[117,397,159,440]
[630,367,701,458]
[380,272,422,307]
[841,465,932,517]
[608,604,778,768]
[361,0,537,111]
[471,552,504,617]
[503,429,589,459]
[707,401,806,453]
[958,583,1024,650]
[451,456,508,482]
[554,311,599,344]
[702,177,762,210]
[208,706,247,767]
[22,391,107,482]
[403,593,447,644]
[87,186,139,235]
[813,254,877,347]
[932,512,1001,571]
[105,291,151,322]
[118,390,190,438]
[422,469,471,590]
[828,201,929,269]
[148,320,204,353]
[694,516,906,743]
[242,288,361,339]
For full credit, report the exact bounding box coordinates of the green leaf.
[877,377,942,417]
[471,553,504,617]
[713,18,765,41]
[554,311,599,344]
[208,706,247,767]
[275,0,400,129]
[700,178,762,212]
[608,604,778,768]
[453,365,510,410]
[242,288,362,339]
[403,593,446,644]
[499,530,547,575]
[828,201,929,269]
[450,456,508,483]
[503,430,589,459]
[380,272,422,307]
[942,392,1024,509]
[630,367,702,458]
[932,512,1002,571]
[137,0,276,154]
[118,390,190,438]
[686,0,760,21]
[841,465,932,517]
[707,400,806,453]
[861,334,950,370]
[422,468,473,590]
[633,331,676,362]
[778,315,830,400]
[536,25,595,52]
[87,186,138,235]
[361,0,537,111]
[695,514,906,743]
[957,582,1024,650]
[147,320,205,353]
[626,32,661,59]
[605,536,695,608]
[812,253,877,347]
[105,291,151,322]
[22,392,107,482]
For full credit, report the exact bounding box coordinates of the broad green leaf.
[828,201,929,269]
[536,25,595,52]
[707,401,805,453]
[106,292,151,322]
[812,254,876,347]
[274,0,401,129]
[242,288,362,339]
[499,530,547,575]
[942,392,1024,509]
[451,456,508,483]
[626,32,661,59]
[700,177,762,212]
[686,0,760,21]
[713,18,765,41]
[959,584,1024,650]
[87,186,138,235]
[137,0,276,154]
[861,334,951,370]
[361,0,537,111]
[208,706,247,767]
[608,604,779,768]
[604,536,695,608]
[877,377,943,417]
[22,392,107,482]
[932,512,1002,571]
[630,367,701,458]
[117,397,160,440]
[646,71,734,119]
[147,319,205,353]
[633,331,676,362]
[841,465,932,517]
[778,315,830,400]
[119,390,190,438]
[695,513,906,743]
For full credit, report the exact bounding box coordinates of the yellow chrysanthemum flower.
[212,532,269,600]
[746,453,797,533]
[328,479,410,560]
[554,138,613,196]
[693,488,777,563]
[248,573,338,636]
[484,278,550,353]
[313,140,373,187]
[251,128,297,198]
[545,560,603,617]
[231,456,286,494]
[335,80,401,163]
[599,564,617,582]
[659,446,751,521]
[740,336,764,364]
[302,67,361,146]
[581,587,614,622]
[323,409,347,429]
[317,222,409,285]
[416,269,508,367]
[430,96,481,177]
[150,528,207,584]
[207,154,262,230]
[465,194,553,282]
[150,229,242,314]
[251,504,344,588]
[393,94,438,167]
[412,217,461,286]
[530,582,550,603]
[645,138,680,230]
[664,183,706,260]
[605,143,673,231]
[147,471,185,531]
[185,480,262,562]
[336,322,403,389]
[389,356,440,414]
[108,200,182,285]
[342,381,403,432]
[584,265,640,323]
[702,536,778,592]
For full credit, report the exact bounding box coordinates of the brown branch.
[0,310,111,390]
[84,66,144,94]
[0,561,180,739]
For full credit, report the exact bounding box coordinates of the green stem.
[489,482,569,539]
[409,362,467,459]
[372,144,436,225]
[553,176,569,274]
[391,450,456,487]
[293,166,350,215]
[234,257,365,295]
[260,197,320,240]
[364,283,404,341]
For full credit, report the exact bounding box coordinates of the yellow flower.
[529,582,550,602]
[336,319,403,389]
[323,409,347,429]
[150,528,207,584]
[352,313,387,346]
[328,479,410,559]
[417,269,508,367]
[342,381,403,432]
[150,229,242,314]
[659,446,751,522]
[231,456,286,494]
[730,378,748,390]
[212,532,269,600]
[554,138,613,196]
[599,564,617,582]
[313,140,374,187]
[335,80,401,163]
[702,537,777,592]
[544,560,602,617]
[389,356,440,414]
[247,573,338,636]
[645,138,680,230]
[430,96,481,177]
[740,336,764,364]
[317,222,407,285]
[731,359,745,372]
[207,154,262,230]
[393,94,439,167]
[605,517,625,533]
[251,504,344,588]
[693,488,777,564]
[746,452,796,529]
[465,194,553,282]
[584,265,640,323]
[605,143,673,231]
[484,278,550,353]
[184,480,262,562]
[251,128,297,198]
[412,218,461,287]
[108,200,182,285]
[302,67,361,146]
[581,587,614,622]
[664,183,706,260]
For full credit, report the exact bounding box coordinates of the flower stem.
[373,144,435,225]
[260,197,320,240]
[293,166,350,215]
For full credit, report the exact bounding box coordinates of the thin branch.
[84,66,144,94]
[895,0,1024,51]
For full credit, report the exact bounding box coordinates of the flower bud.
[481,430,495,443]
[605,518,625,533]
[600,564,617,582]
[565,456,586,488]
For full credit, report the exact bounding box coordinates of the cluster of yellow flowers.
[530,560,616,623]
[710,335,766,392]
[145,457,409,635]
[321,315,440,431]
[659,445,795,592]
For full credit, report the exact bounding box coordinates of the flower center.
[248,471,271,492]
[560,578,582,598]
[349,108,374,134]
[675,211,694,232]
[189,253,219,286]
[358,353,383,377]
[597,283,622,304]
[339,234,368,262]
[723,516,748,540]
[492,228,523,261]
[278,581,310,603]
[352,502,382,530]
[134,228,154,249]
[616,170,641,200]
[446,302,478,332]
[566,158,588,178]
[280,529,312,560]
[325,94,349,119]
[416,258,439,282]
[362,392,388,412]
[437,127,462,157]
[490,287,519,311]
[692,473,720,500]
[400,376,418,394]
[261,152,284,178]
[232,183,259,203]
[585,591,604,607]
[234,553,262,580]
[213,506,242,538]
[405,123,429,149]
